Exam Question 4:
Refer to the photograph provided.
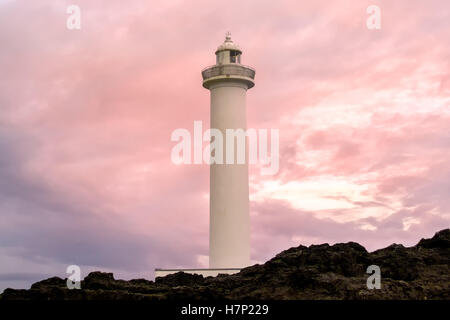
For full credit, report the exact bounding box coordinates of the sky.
[0,0,449,292]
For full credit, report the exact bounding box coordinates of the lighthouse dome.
[215,33,242,54]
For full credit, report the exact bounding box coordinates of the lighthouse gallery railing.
[202,64,255,80]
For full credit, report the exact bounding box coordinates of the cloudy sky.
[1,0,449,292]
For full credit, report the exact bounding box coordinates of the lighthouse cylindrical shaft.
[209,81,250,268]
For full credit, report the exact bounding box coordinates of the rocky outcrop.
[1,229,449,300]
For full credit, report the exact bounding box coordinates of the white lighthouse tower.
[155,34,255,278]
[202,33,255,269]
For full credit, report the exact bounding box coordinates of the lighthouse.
[155,34,255,278]
[202,33,255,269]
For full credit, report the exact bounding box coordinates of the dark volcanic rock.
[30,277,66,290]
[155,271,204,287]
[83,272,116,290]
[1,229,449,300]
[417,229,450,249]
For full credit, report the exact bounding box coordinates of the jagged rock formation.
[1,229,449,300]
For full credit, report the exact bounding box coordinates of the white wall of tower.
[209,81,250,268]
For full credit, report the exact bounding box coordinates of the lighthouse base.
[155,268,241,279]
